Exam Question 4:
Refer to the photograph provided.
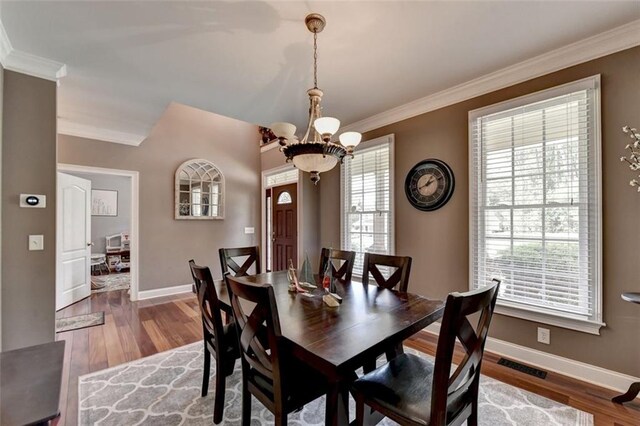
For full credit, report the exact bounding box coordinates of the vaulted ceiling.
[1,1,639,145]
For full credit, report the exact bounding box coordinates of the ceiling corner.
[0,16,66,82]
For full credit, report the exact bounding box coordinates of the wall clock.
[404,159,455,211]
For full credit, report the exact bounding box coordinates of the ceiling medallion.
[270,13,362,185]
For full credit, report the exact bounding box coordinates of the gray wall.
[1,70,57,351]
[320,47,640,376]
[67,172,132,254]
[59,102,261,291]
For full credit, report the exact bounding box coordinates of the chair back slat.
[362,253,412,292]
[319,248,356,282]
[430,279,500,425]
[220,246,261,277]
[189,260,226,344]
[226,274,282,386]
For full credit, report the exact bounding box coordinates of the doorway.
[271,182,298,271]
[262,166,300,272]
[56,164,139,309]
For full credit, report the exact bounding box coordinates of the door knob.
[87,242,94,247]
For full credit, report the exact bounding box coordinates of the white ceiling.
[1,1,639,143]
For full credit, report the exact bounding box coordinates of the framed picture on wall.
[92,189,118,216]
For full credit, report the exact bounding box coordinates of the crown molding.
[341,19,640,134]
[0,18,66,82]
[58,119,146,146]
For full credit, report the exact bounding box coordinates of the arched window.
[277,191,292,204]
[175,159,224,219]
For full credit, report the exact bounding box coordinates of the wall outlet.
[537,327,550,345]
[244,227,255,234]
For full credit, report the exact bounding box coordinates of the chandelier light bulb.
[314,117,340,141]
[339,131,362,148]
[270,122,297,140]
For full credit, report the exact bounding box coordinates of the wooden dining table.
[214,270,445,426]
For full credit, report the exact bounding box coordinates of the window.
[341,135,394,280]
[277,191,292,204]
[469,76,603,334]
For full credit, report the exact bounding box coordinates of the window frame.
[468,75,604,335]
[340,134,395,281]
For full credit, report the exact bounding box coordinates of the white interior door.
[56,172,92,310]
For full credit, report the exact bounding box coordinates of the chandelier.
[270,13,361,185]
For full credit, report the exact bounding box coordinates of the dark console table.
[0,341,65,425]
[612,292,640,404]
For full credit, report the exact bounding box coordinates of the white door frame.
[57,163,140,301]
[261,165,302,272]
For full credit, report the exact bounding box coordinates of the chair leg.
[241,379,251,426]
[202,345,211,397]
[213,358,226,424]
[355,393,365,426]
[467,401,478,426]
[274,412,287,426]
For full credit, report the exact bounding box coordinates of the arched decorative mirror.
[175,159,224,220]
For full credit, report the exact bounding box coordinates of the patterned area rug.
[78,343,593,425]
[92,272,130,293]
[56,312,105,333]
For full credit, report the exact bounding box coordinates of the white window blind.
[341,136,394,279]
[469,76,602,329]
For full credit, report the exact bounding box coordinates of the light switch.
[29,235,44,251]
[244,227,255,234]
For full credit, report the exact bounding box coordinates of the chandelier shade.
[270,13,361,184]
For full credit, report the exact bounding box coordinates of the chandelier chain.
[313,30,318,89]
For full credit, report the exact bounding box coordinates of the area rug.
[56,312,105,333]
[78,343,593,425]
[92,272,130,293]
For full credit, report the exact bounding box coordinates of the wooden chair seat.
[352,280,501,426]
[353,353,452,425]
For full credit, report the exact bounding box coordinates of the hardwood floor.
[54,290,639,426]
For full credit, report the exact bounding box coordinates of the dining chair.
[362,253,412,292]
[361,253,413,372]
[188,260,240,424]
[219,246,261,277]
[225,274,330,426]
[319,247,356,282]
[352,279,501,426]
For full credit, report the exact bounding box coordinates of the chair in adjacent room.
[362,252,412,292]
[352,279,501,426]
[318,247,356,282]
[226,274,330,426]
[219,246,261,277]
[189,260,241,424]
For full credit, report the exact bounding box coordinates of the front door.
[272,183,297,271]
[56,172,92,310]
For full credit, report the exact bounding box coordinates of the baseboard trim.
[424,323,639,395]
[137,284,192,301]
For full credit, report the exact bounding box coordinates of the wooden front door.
[272,183,297,271]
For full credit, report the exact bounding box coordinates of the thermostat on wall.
[20,194,46,208]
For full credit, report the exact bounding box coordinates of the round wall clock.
[404,159,455,211]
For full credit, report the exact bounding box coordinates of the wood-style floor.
[54,290,640,426]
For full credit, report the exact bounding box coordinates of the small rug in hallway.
[78,343,593,426]
[92,272,130,293]
[56,312,105,333]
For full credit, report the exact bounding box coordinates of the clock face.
[405,159,455,211]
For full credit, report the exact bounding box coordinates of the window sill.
[494,301,605,335]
